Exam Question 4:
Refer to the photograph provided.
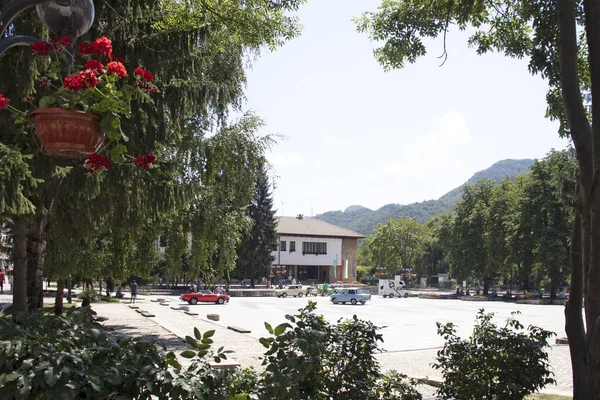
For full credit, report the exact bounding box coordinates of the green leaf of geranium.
[100,113,122,141]
[39,96,56,109]
[110,144,127,163]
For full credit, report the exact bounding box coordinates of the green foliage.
[234,160,277,284]
[433,309,556,400]
[0,302,422,399]
[78,288,100,303]
[356,265,375,283]
[370,216,429,275]
[256,302,422,399]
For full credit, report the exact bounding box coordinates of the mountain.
[315,159,534,235]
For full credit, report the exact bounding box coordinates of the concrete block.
[185,311,198,316]
[228,326,250,333]
[160,302,170,306]
[207,314,220,321]
[555,337,569,345]
[140,311,155,317]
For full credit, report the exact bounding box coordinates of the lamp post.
[0,0,94,57]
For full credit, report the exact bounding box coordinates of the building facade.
[272,216,364,284]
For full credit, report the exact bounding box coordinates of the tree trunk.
[557,0,596,396]
[54,279,64,315]
[482,279,490,296]
[583,0,600,391]
[26,213,50,310]
[11,216,28,319]
[550,277,558,299]
[566,213,588,398]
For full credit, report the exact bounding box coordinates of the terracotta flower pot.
[30,108,105,159]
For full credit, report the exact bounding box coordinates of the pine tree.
[234,161,277,287]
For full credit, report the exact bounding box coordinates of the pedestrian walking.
[130,280,138,303]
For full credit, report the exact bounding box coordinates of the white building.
[272,216,365,284]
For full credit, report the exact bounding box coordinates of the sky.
[239,0,570,218]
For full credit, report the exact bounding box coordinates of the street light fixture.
[0,0,95,57]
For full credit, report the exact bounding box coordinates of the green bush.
[78,288,100,303]
[432,309,556,400]
[0,303,422,400]
[256,302,422,399]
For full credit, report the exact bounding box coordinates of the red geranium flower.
[91,36,112,58]
[87,153,111,171]
[30,41,52,56]
[143,70,154,82]
[52,35,71,51]
[134,67,154,82]
[135,153,157,169]
[85,59,104,71]
[78,42,93,54]
[106,61,127,78]
[0,94,9,109]
[63,69,99,91]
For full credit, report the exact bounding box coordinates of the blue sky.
[240,0,570,217]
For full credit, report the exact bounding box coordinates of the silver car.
[329,288,371,305]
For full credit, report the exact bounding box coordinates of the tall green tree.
[415,214,450,285]
[505,175,538,292]
[370,216,428,276]
[529,152,575,297]
[1,0,305,312]
[355,0,600,392]
[445,180,496,294]
[234,160,277,287]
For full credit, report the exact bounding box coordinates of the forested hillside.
[316,159,534,235]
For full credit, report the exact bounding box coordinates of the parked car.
[181,290,229,305]
[275,284,306,298]
[329,288,371,305]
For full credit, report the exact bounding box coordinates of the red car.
[180,290,229,305]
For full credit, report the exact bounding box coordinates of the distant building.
[272,216,365,283]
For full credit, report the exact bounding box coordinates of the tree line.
[358,149,577,298]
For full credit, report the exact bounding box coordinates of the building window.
[302,242,327,255]
[290,241,296,252]
[280,241,286,251]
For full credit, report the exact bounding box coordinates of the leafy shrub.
[78,287,100,303]
[0,303,422,400]
[432,309,556,400]
[256,302,422,399]
[0,309,234,399]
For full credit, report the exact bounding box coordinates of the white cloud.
[268,151,307,166]
[380,111,471,175]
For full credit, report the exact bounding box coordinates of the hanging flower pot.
[1,36,159,167]
[30,108,104,159]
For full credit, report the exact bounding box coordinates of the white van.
[378,275,410,298]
